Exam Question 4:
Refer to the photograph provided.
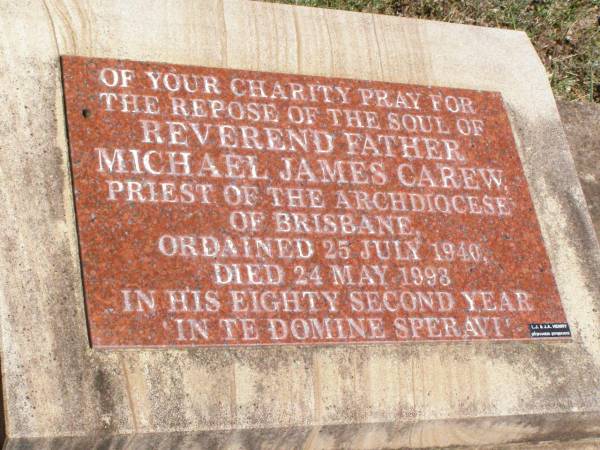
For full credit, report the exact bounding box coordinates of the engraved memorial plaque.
[61,56,569,347]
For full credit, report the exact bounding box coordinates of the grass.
[266,0,600,103]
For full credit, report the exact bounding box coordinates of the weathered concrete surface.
[1,0,599,448]
[2,412,600,449]
[558,100,600,242]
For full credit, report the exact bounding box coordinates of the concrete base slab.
[1,1,599,448]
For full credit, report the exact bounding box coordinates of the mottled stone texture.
[1,0,599,448]
[558,100,600,242]
[62,56,568,348]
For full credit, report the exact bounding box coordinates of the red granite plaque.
[61,56,570,348]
